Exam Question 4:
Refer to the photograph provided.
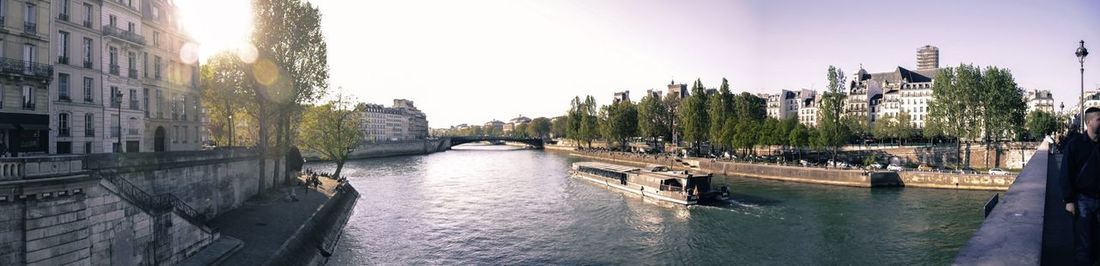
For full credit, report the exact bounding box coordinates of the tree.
[1026,111,1059,140]
[709,78,734,152]
[577,95,599,147]
[604,100,639,150]
[550,117,567,139]
[895,111,914,145]
[513,123,529,138]
[638,92,670,151]
[200,52,250,147]
[528,117,551,139]
[819,66,848,167]
[252,0,331,186]
[788,123,810,160]
[299,99,362,180]
[679,79,709,154]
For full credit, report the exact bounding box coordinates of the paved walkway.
[210,176,340,265]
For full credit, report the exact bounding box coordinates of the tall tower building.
[917,45,939,70]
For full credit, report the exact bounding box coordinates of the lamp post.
[115,90,124,153]
[1077,40,1088,130]
[228,114,233,148]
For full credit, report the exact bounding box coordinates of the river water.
[307,144,990,265]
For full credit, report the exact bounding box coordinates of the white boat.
[569,162,729,205]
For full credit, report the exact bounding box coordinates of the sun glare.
[175,0,254,63]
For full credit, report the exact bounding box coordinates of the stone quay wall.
[83,149,285,219]
[338,139,449,160]
[555,146,1012,191]
[267,182,360,265]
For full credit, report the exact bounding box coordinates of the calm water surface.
[306,144,990,265]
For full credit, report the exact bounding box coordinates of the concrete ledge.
[178,236,243,266]
[265,183,360,265]
[953,142,1049,265]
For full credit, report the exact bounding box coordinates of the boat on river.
[569,161,729,205]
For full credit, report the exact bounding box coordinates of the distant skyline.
[181,0,1100,128]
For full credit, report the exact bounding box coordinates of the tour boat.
[569,162,729,205]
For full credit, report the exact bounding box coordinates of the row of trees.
[438,117,554,139]
[557,64,1063,168]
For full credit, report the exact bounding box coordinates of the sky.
[178,0,1100,128]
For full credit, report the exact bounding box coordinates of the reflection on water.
[311,144,989,265]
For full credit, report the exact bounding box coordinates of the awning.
[0,123,13,129]
[18,124,49,130]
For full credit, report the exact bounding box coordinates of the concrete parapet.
[266,183,360,265]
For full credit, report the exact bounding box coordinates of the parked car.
[867,163,885,170]
[988,168,1010,175]
[917,164,935,171]
[800,159,812,167]
[886,164,905,171]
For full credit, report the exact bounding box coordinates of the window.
[110,86,119,108]
[23,44,34,73]
[143,88,149,117]
[24,3,35,30]
[127,22,134,33]
[21,86,33,109]
[142,52,148,78]
[58,0,68,19]
[108,47,118,74]
[109,15,116,27]
[111,114,119,137]
[83,77,93,102]
[156,89,163,118]
[58,31,69,63]
[129,89,138,110]
[154,56,161,79]
[58,73,69,101]
[153,31,159,47]
[59,113,70,137]
[128,117,138,135]
[183,126,188,143]
[84,142,92,154]
[173,126,179,143]
[127,52,135,77]
[85,113,94,136]
[82,3,92,26]
[82,38,92,67]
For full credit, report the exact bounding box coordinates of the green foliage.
[1026,111,1060,139]
[528,117,552,139]
[679,79,710,147]
[298,99,362,178]
[638,93,670,143]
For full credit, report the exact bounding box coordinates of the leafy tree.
[709,78,734,152]
[250,0,331,186]
[299,99,362,180]
[513,123,529,138]
[200,52,250,147]
[896,111,914,145]
[818,66,848,167]
[788,123,810,159]
[638,92,670,150]
[1026,111,1059,140]
[679,79,710,154]
[528,117,552,139]
[550,117,567,138]
[600,100,639,150]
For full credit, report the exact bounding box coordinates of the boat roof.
[574,161,641,173]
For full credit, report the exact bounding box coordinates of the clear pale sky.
[179,0,1100,128]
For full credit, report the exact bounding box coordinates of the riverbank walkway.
[209,176,341,264]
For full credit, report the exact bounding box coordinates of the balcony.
[0,57,54,80]
[110,100,120,108]
[23,22,35,34]
[83,60,93,69]
[58,13,69,22]
[128,128,139,135]
[109,64,120,75]
[22,102,35,110]
[102,26,145,45]
[85,129,95,137]
[59,128,70,137]
[128,69,137,78]
[59,95,71,102]
[58,56,68,64]
[83,21,92,28]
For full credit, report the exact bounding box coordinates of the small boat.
[569,161,729,205]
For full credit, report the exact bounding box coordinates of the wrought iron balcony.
[102,26,145,45]
[59,128,70,137]
[83,21,92,28]
[128,69,137,78]
[83,60,93,68]
[128,128,139,135]
[84,97,93,103]
[0,58,54,80]
[59,95,71,102]
[58,13,69,21]
[109,64,119,75]
[85,129,95,137]
[58,56,68,64]
[22,102,35,110]
[23,22,35,34]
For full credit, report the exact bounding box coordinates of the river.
[306,144,990,265]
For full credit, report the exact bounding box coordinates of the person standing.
[1062,107,1100,265]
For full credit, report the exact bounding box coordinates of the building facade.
[50,0,104,154]
[917,45,939,70]
[359,99,429,142]
[1024,89,1055,114]
[0,0,54,157]
[140,0,202,152]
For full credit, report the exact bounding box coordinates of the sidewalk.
[209,176,339,265]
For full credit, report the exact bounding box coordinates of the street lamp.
[1077,40,1088,130]
[228,114,233,148]
[115,90,124,153]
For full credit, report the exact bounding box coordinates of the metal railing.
[109,64,119,75]
[23,22,35,34]
[128,69,137,78]
[58,13,69,21]
[101,173,214,234]
[83,60,93,68]
[0,57,54,79]
[102,25,145,45]
[85,129,95,137]
[58,56,68,64]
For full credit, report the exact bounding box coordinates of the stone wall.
[267,183,360,265]
[343,139,448,160]
[83,149,283,219]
